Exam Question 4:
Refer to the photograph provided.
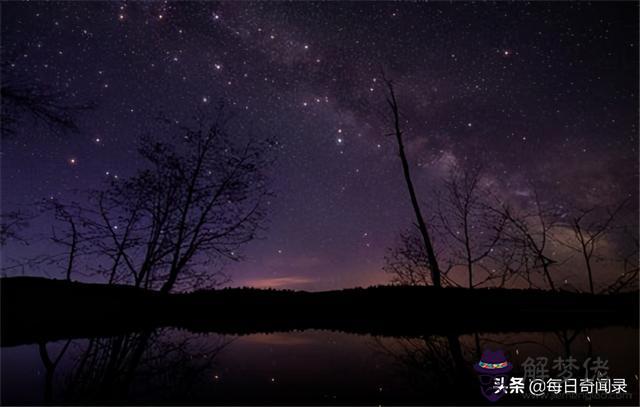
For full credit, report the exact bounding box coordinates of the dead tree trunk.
[384,78,441,288]
[65,217,77,282]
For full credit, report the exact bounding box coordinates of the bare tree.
[556,201,627,294]
[1,61,95,138]
[38,330,229,403]
[599,223,639,294]
[489,231,531,289]
[498,191,561,291]
[373,334,476,400]
[0,210,30,246]
[50,108,272,293]
[49,202,80,282]
[382,77,442,288]
[434,164,506,288]
[384,231,456,286]
[38,340,72,403]
[1,202,97,280]
[384,164,513,289]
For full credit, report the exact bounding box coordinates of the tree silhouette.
[1,60,95,138]
[48,201,79,282]
[46,108,272,292]
[384,164,511,289]
[556,201,627,294]
[36,330,229,404]
[434,164,507,288]
[0,210,30,246]
[603,224,639,293]
[384,230,451,286]
[382,76,442,288]
[497,190,561,291]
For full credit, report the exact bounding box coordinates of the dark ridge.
[2,277,638,346]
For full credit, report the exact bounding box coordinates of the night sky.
[2,2,638,290]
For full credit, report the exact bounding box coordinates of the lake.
[1,326,637,405]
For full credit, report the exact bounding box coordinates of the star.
[1,0,637,299]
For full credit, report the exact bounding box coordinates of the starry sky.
[1,2,638,290]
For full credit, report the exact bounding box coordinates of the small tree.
[498,191,560,291]
[434,164,506,288]
[557,201,627,294]
[603,225,639,293]
[385,231,436,286]
[47,108,272,292]
[49,202,80,282]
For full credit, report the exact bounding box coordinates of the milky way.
[1,2,638,290]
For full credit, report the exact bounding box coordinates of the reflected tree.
[37,329,230,404]
[373,334,479,403]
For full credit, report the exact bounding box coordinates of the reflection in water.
[373,334,480,403]
[36,330,230,404]
[1,327,638,405]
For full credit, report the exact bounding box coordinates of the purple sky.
[2,2,638,290]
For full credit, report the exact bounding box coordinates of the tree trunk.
[65,219,77,281]
[583,249,594,294]
[385,80,442,288]
[160,272,177,295]
[542,261,556,291]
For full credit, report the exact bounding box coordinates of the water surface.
[2,326,637,405]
